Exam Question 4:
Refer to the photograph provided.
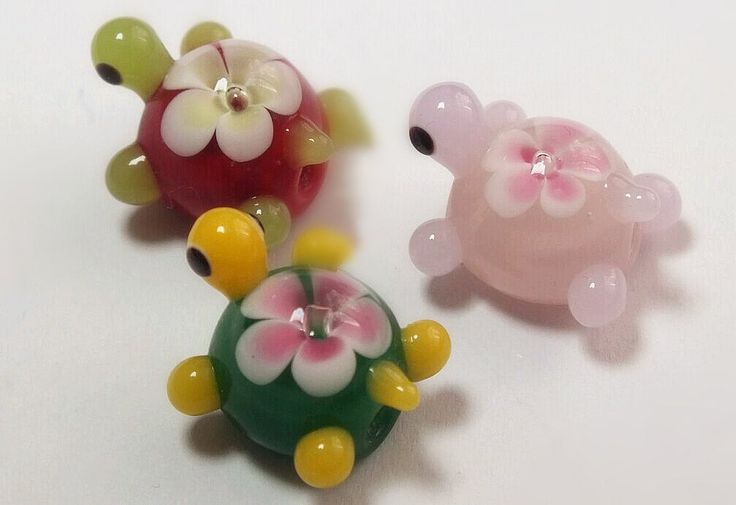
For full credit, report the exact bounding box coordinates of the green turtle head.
[91,17,173,101]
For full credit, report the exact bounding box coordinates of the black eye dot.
[409,126,434,155]
[96,63,122,85]
[247,213,265,232]
[186,247,211,277]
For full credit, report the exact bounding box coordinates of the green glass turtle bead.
[209,267,405,458]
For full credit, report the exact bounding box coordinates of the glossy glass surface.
[408,83,681,321]
[138,47,327,218]
[208,267,406,458]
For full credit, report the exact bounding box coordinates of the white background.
[1,1,734,503]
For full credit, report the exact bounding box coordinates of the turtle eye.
[409,127,434,155]
[187,208,268,300]
[95,63,123,85]
[186,247,211,277]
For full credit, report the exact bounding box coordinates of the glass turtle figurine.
[168,208,451,488]
[408,83,682,328]
[91,18,368,245]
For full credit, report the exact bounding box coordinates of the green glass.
[208,267,406,457]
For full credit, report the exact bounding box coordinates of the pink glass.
[408,83,682,328]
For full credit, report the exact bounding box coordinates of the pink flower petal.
[235,320,304,385]
[241,271,307,321]
[310,271,367,310]
[292,337,356,397]
[329,298,392,358]
[540,173,586,218]
[484,163,543,218]
[533,121,586,154]
[559,139,611,181]
[482,129,539,172]
[163,44,228,91]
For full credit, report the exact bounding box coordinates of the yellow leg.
[401,320,451,382]
[318,88,371,148]
[105,143,160,205]
[366,361,420,411]
[292,228,353,271]
[294,427,355,488]
[167,356,220,416]
[180,22,232,54]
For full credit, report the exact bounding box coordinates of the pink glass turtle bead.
[408,83,682,328]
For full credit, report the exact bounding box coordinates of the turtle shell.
[208,267,406,457]
[137,40,328,218]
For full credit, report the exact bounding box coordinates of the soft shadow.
[125,202,191,244]
[580,220,693,365]
[427,268,577,330]
[186,387,469,501]
[187,412,303,488]
[427,221,694,365]
[311,386,469,505]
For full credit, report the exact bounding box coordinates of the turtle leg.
[167,356,220,416]
[294,427,355,488]
[409,218,463,276]
[283,115,335,168]
[366,361,420,411]
[180,22,232,55]
[239,195,292,248]
[484,100,526,135]
[401,321,451,382]
[291,228,353,271]
[567,264,628,328]
[105,143,160,205]
[318,88,371,148]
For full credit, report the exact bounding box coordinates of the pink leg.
[409,218,462,277]
[634,173,682,233]
[484,101,526,136]
[567,264,627,328]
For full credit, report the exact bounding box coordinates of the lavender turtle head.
[408,83,681,327]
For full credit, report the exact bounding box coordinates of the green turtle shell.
[208,266,406,457]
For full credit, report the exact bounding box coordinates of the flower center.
[225,85,249,112]
[530,151,557,179]
[302,304,332,340]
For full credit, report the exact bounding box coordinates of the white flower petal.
[215,106,274,162]
[163,44,227,91]
[482,128,539,173]
[220,39,281,84]
[291,337,356,397]
[161,89,224,157]
[235,320,304,386]
[484,163,543,218]
[540,173,586,218]
[246,61,302,116]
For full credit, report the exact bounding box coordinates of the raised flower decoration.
[236,270,392,397]
[160,39,302,162]
[483,121,611,218]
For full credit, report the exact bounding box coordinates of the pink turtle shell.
[448,118,640,305]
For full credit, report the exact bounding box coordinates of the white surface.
[1,1,735,503]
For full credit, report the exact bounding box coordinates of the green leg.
[105,143,160,205]
[318,88,371,148]
[180,22,232,55]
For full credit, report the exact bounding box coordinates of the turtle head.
[91,17,173,101]
[187,208,268,301]
[408,82,487,178]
